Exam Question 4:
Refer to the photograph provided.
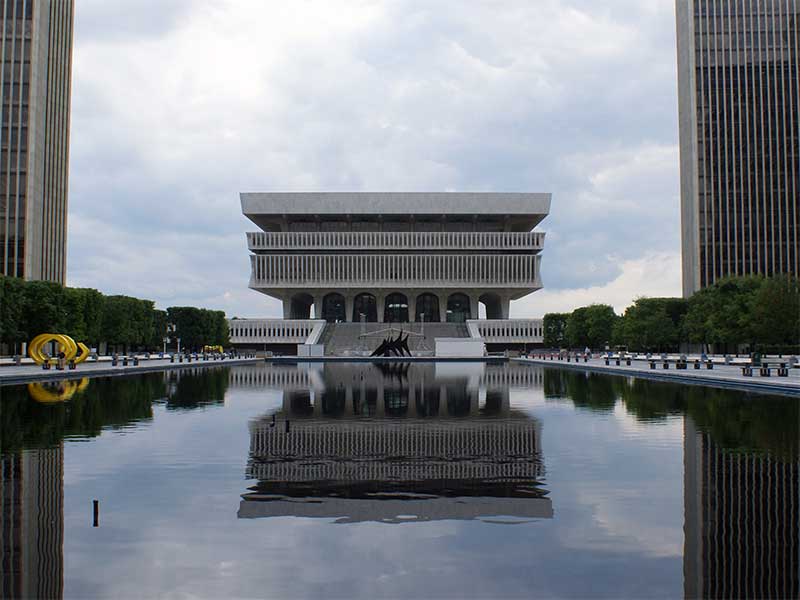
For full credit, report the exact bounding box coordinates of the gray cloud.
[67,0,682,316]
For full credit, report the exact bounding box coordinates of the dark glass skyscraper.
[676,0,799,296]
[1,0,74,283]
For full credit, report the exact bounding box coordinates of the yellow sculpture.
[28,378,90,403]
[28,333,90,365]
[203,345,224,353]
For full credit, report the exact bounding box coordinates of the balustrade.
[247,231,545,252]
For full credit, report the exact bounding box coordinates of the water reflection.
[1,445,63,599]
[0,364,797,597]
[239,362,552,523]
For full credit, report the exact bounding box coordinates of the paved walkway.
[0,356,260,386]
[514,356,800,397]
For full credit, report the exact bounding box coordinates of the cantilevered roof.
[241,192,551,231]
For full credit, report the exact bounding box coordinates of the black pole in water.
[93,500,99,527]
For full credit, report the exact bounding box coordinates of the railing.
[468,319,544,343]
[228,319,325,344]
[250,254,541,288]
[247,231,545,252]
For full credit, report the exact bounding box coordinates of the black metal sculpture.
[370,331,412,357]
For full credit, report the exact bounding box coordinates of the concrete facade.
[1,0,74,283]
[676,0,799,296]
[241,192,551,323]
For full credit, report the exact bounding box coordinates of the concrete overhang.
[241,192,551,232]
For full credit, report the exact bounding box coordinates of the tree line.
[543,275,799,354]
[0,275,230,354]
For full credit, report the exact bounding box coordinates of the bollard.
[13,354,21,366]
[604,358,609,366]
[93,500,99,527]
[626,359,631,366]
[584,356,588,363]
[649,360,656,370]
[179,355,183,363]
[112,358,118,367]
[742,366,753,377]
[706,360,714,370]
[122,357,128,367]
[694,360,701,370]
[170,355,175,363]
[133,357,139,366]
[663,361,669,370]
[777,364,789,377]
[68,360,76,370]
[760,366,771,377]
[615,359,620,366]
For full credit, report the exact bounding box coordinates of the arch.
[446,293,472,323]
[352,292,378,322]
[479,292,503,320]
[289,293,314,320]
[383,292,409,323]
[322,293,346,323]
[415,293,440,322]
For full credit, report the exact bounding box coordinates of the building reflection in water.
[1,444,64,600]
[236,362,553,523]
[684,417,799,600]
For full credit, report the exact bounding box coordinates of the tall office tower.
[1,0,74,283]
[676,0,799,296]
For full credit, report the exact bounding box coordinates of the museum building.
[240,192,551,324]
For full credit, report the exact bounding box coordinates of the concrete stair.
[322,323,470,356]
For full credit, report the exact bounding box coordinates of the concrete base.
[435,338,486,358]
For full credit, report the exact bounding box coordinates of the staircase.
[322,323,470,357]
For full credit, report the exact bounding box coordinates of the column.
[471,293,480,321]
[500,296,510,319]
[377,293,385,323]
[313,296,322,321]
[408,293,417,323]
[345,294,354,323]
[438,292,447,322]
[282,297,292,319]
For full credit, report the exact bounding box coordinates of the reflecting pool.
[1,362,798,598]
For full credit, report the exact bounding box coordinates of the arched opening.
[446,293,472,323]
[289,293,314,319]
[352,293,378,322]
[383,293,409,323]
[415,293,440,322]
[479,292,503,320]
[322,293,346,323]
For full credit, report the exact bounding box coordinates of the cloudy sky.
[66,0,682,318]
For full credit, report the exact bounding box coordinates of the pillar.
[345,294,354,323]
[470,294,480,321]
[438,293,448,322]
[313,296,322,321]
[377,293,385,323]
[408,293,417,323]
[282,298,292,319]
[500,297,511,319]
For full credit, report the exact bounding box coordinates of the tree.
[618,298,687,352]
[750,275,800,352]
[584,304,618,350]
[21,280,67,338]
[543,313,569,348]
[0,275,26,349]
[565,307,589,349]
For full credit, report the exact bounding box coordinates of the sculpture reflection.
[237,362,552,523]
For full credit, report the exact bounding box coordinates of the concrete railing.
[247,231,545,252]
[468,319,544,343]
[228,319,326,344]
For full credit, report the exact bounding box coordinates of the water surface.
[1,362,798,598]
